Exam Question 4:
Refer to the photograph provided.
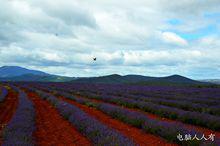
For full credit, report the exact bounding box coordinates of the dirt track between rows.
[27,91,91,146]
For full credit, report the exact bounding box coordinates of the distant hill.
[72,74,154,84]
[0,66,49,77]
[0,66,74,82]
[0,66,212,85]
[0,74,74,82]
[72,74,205,85]
[145,75,199,84]
[201,79,220,85]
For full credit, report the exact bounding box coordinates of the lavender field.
[1,82,218,146]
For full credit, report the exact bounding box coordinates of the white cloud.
[0,0,219,78]
[161,32,188,46]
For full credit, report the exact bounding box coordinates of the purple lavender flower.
[0,87,8,102]
[2,88,35,146]
[34,89,136,146]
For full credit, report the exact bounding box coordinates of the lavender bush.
[2,89,36,146]
[34,83,220,130]
[33,89,136,146]
[123,95,220,116]
[51,90,219,146]
[67,91,220,131]
[97,103,216,146]
[20,83,220,145]
[57,101,136,146]
[53,84,220,116]
[84,83,219,105]
[0,87,8,102]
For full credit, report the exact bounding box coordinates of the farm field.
[0,82,220,146]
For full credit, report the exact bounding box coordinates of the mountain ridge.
[200,79,220,85]
[0,66,49,77]
[72,74,205,85]
[0,66,213,85]
[0,66,73,82]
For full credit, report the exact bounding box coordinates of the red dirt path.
[26,91,91,146]
[0,88,18,145]
[75,94,220,140]
[59,95,178,146]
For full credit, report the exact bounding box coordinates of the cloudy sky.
[0,0,220,79]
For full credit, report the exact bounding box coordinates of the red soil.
[26,91,91,146]
[0,88,18,145]
[59,95,178,146]
[75,94,220,140]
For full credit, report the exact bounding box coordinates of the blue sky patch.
[167,19,182,25]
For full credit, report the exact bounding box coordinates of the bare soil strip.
[27,91,91,146]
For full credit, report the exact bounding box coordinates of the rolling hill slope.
[72,74,206,85]
[0,66,49,77]
[0,66,212,85]
[0,66,74,82]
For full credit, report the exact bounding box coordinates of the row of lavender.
[37,83,220,131]
[40,86,219,146]
[2,86,35,146]
[24,87,136,146]
[97,84,217,105]
[49,83,220,102]
[41,83,220,115]
[0,87,8,102]
[61,86,218,104]
[72,89,220,117]
[74,92,220,131]
[125,95,220,116]
[95,86,220,113]
[66,83,220,113]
